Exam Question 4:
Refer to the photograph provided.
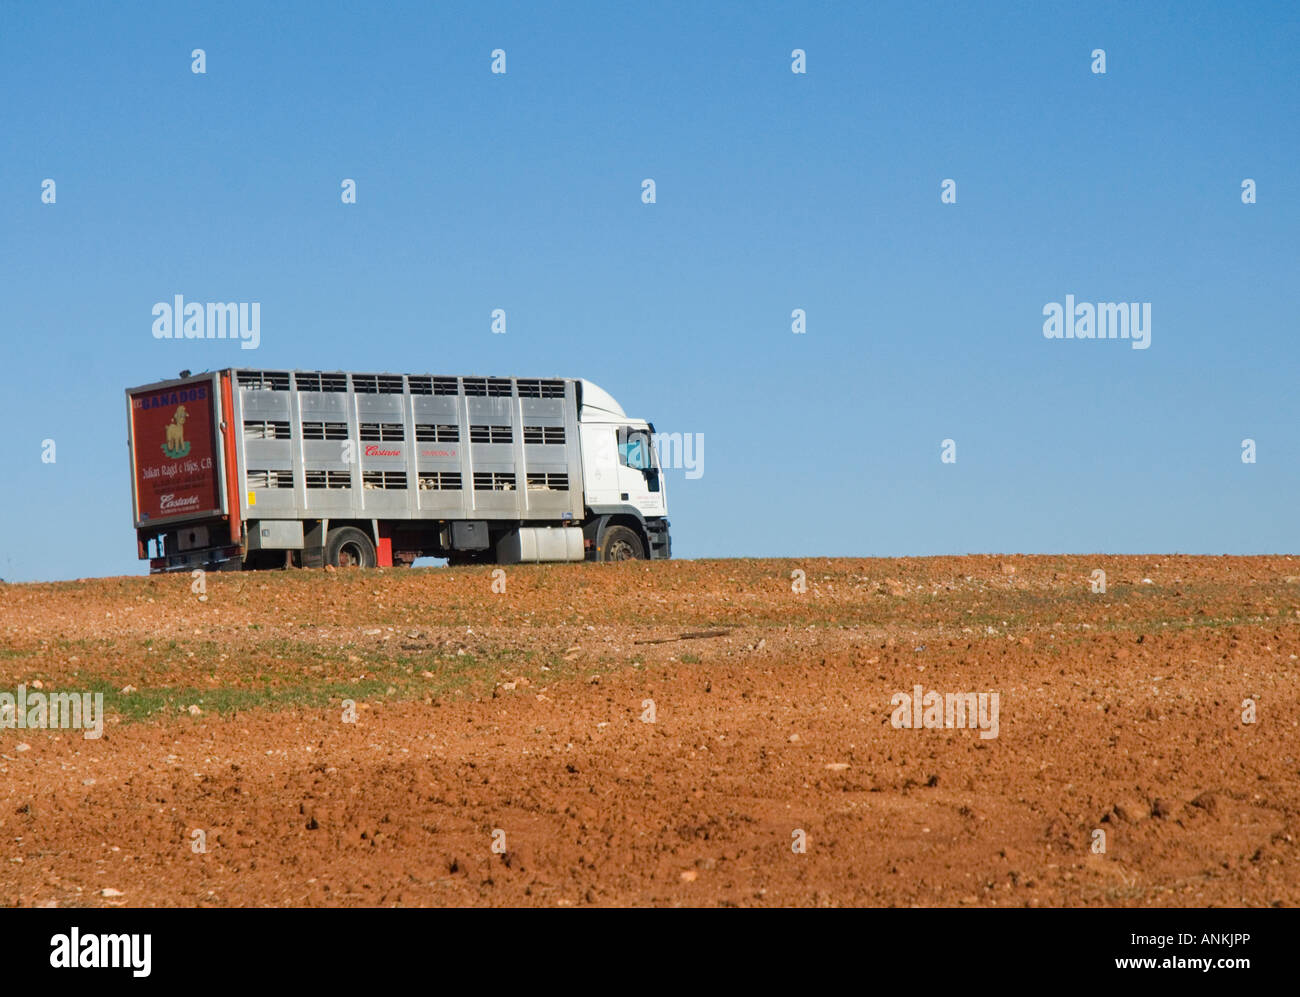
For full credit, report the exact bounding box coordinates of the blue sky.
[1,1,1296,581]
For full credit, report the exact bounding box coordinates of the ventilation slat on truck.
[301,422,349,441]
[305,470,352,489]
[526,472,569,491]
[470,425,512,444]
[359,422,405,442]
[415,424,459,443]
[237,370,291,391]
[523,425,565,444]
[362,471,407,490]
[472,472,516,491]
[243,420,291,440]
[517,379,565,399]
[352,374,405,394]
[247,469,294,488]
[417,471,462,490]
[295,372,348,392]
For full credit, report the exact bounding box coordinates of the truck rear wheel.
[601,525,645,562]
[325,527,376,568]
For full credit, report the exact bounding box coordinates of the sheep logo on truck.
[126,369,673,572]
[161,406,190,459]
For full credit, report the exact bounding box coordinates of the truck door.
[616,426,665,515]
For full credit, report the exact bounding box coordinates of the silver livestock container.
[230,369,585,524]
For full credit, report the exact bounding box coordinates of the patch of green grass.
[1053,613,1299,645]
[97,679,392,721]
[67,640,573,724]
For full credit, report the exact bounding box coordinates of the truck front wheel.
[325,527,376,568]
[601,525,645,562]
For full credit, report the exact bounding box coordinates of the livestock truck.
[126,369,671,572]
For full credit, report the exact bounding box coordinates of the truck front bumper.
[646,518,671,560]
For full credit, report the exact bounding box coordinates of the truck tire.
[325,527,376,568]
[601,525,645,562]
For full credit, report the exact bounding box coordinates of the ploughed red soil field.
[0,555,1296,907]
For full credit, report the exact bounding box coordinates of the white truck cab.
[578,381,667,515]
[577,380,670,560]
